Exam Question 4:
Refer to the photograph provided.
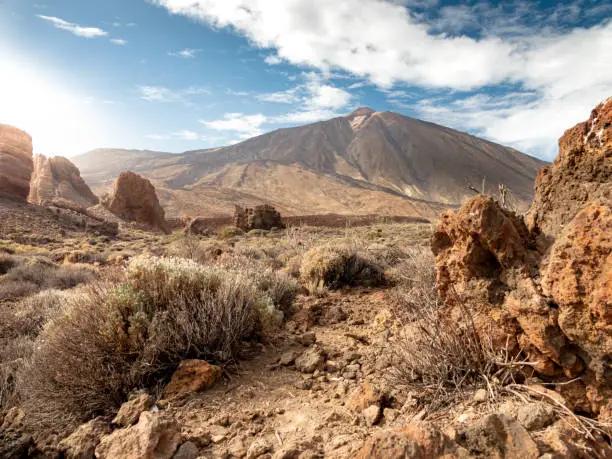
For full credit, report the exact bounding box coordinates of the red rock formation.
[431,98,612,419]
[0,124,33,201]
[29,155,99,209]
[103,171,167,232]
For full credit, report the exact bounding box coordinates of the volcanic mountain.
[73,108,546,219]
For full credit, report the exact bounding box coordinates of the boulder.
[0,124,33,201]
[95,412,180,459]
[163,360,222,399]
[294,346,325,373]
[431,99,612,418]
[103,171,167,231]
[59,417,111,458]
[462,413,539,459]
[112,393,155,427]
[29,155,99,208]
[355,423,466,459]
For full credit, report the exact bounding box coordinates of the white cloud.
[173,130,200,140]
[37,15,107,38]
[264,55,282,65]
[150,0,612,156]
[256,88,299,104]
[110,38,127,45]
[137,85,209,104]
[169,48,200,58]
[201,113,267,138]
[414,89,610,160]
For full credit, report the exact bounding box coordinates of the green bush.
[300,244,385,292]
[22,255,286,431]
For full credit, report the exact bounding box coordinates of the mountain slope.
[74,108,546,218]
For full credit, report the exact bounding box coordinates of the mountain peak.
[349,107,375,117]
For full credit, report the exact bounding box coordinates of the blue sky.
[0,0,610,160]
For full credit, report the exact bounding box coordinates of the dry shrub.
[388,247,515,410]
[22,255,280,431]
[216,226,245,240]
[0,290,70,410]
[300,244,385,292]
[0,257,96,301]
[0,253,17,274]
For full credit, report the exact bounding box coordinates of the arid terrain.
[0,99,610,459]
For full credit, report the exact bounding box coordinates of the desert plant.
[387,249,517,411]
[0,290,70,410]
[21,255,279,431]
[300,244,385,291]
[216,226,245,240]
[0,253,17,275]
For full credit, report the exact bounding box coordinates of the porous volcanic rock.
[163,360,222,399]
[29,154,99,208]
[355,423,467,459]
[526,97,612,243]
[431,99,612,419]
[95,412,180,459]
[0,124,33,201]
[103,171,167,231]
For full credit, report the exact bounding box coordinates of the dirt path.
[166,288,398,458]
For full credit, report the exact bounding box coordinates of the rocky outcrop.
[0,124,33,201]
[29,155,99,209]
[526,97,611,242]
[103,171,167,232]
[233,204,284,231]
[431,99,612,419]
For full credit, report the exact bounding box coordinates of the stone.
[347,382,383,412]
[246,438,273,459]
[431,99,612,418]
[383,408,399,423]
[233,204,284,231]
[278,349,301,366]
[473,389,488,403]
[95,412,181,459]
[173,441,199,459]
[0,124,33,201]
[103,171,167,232]
[294,347,325,373]
[59,418,111,458]
[462,413,539,459]
[538,419,612,458]
[517,403,556,431]
[228,436,248,458]
[363,405,381,426]
[112,393,155,427]
[29,155,99,208]
[297,332,317,346]
[355,423,465,459]
[163,360,222,399]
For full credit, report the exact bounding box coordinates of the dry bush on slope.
[300,244,385,292]
[22,255,290,432]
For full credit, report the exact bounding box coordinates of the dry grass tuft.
[300,244,385,292]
